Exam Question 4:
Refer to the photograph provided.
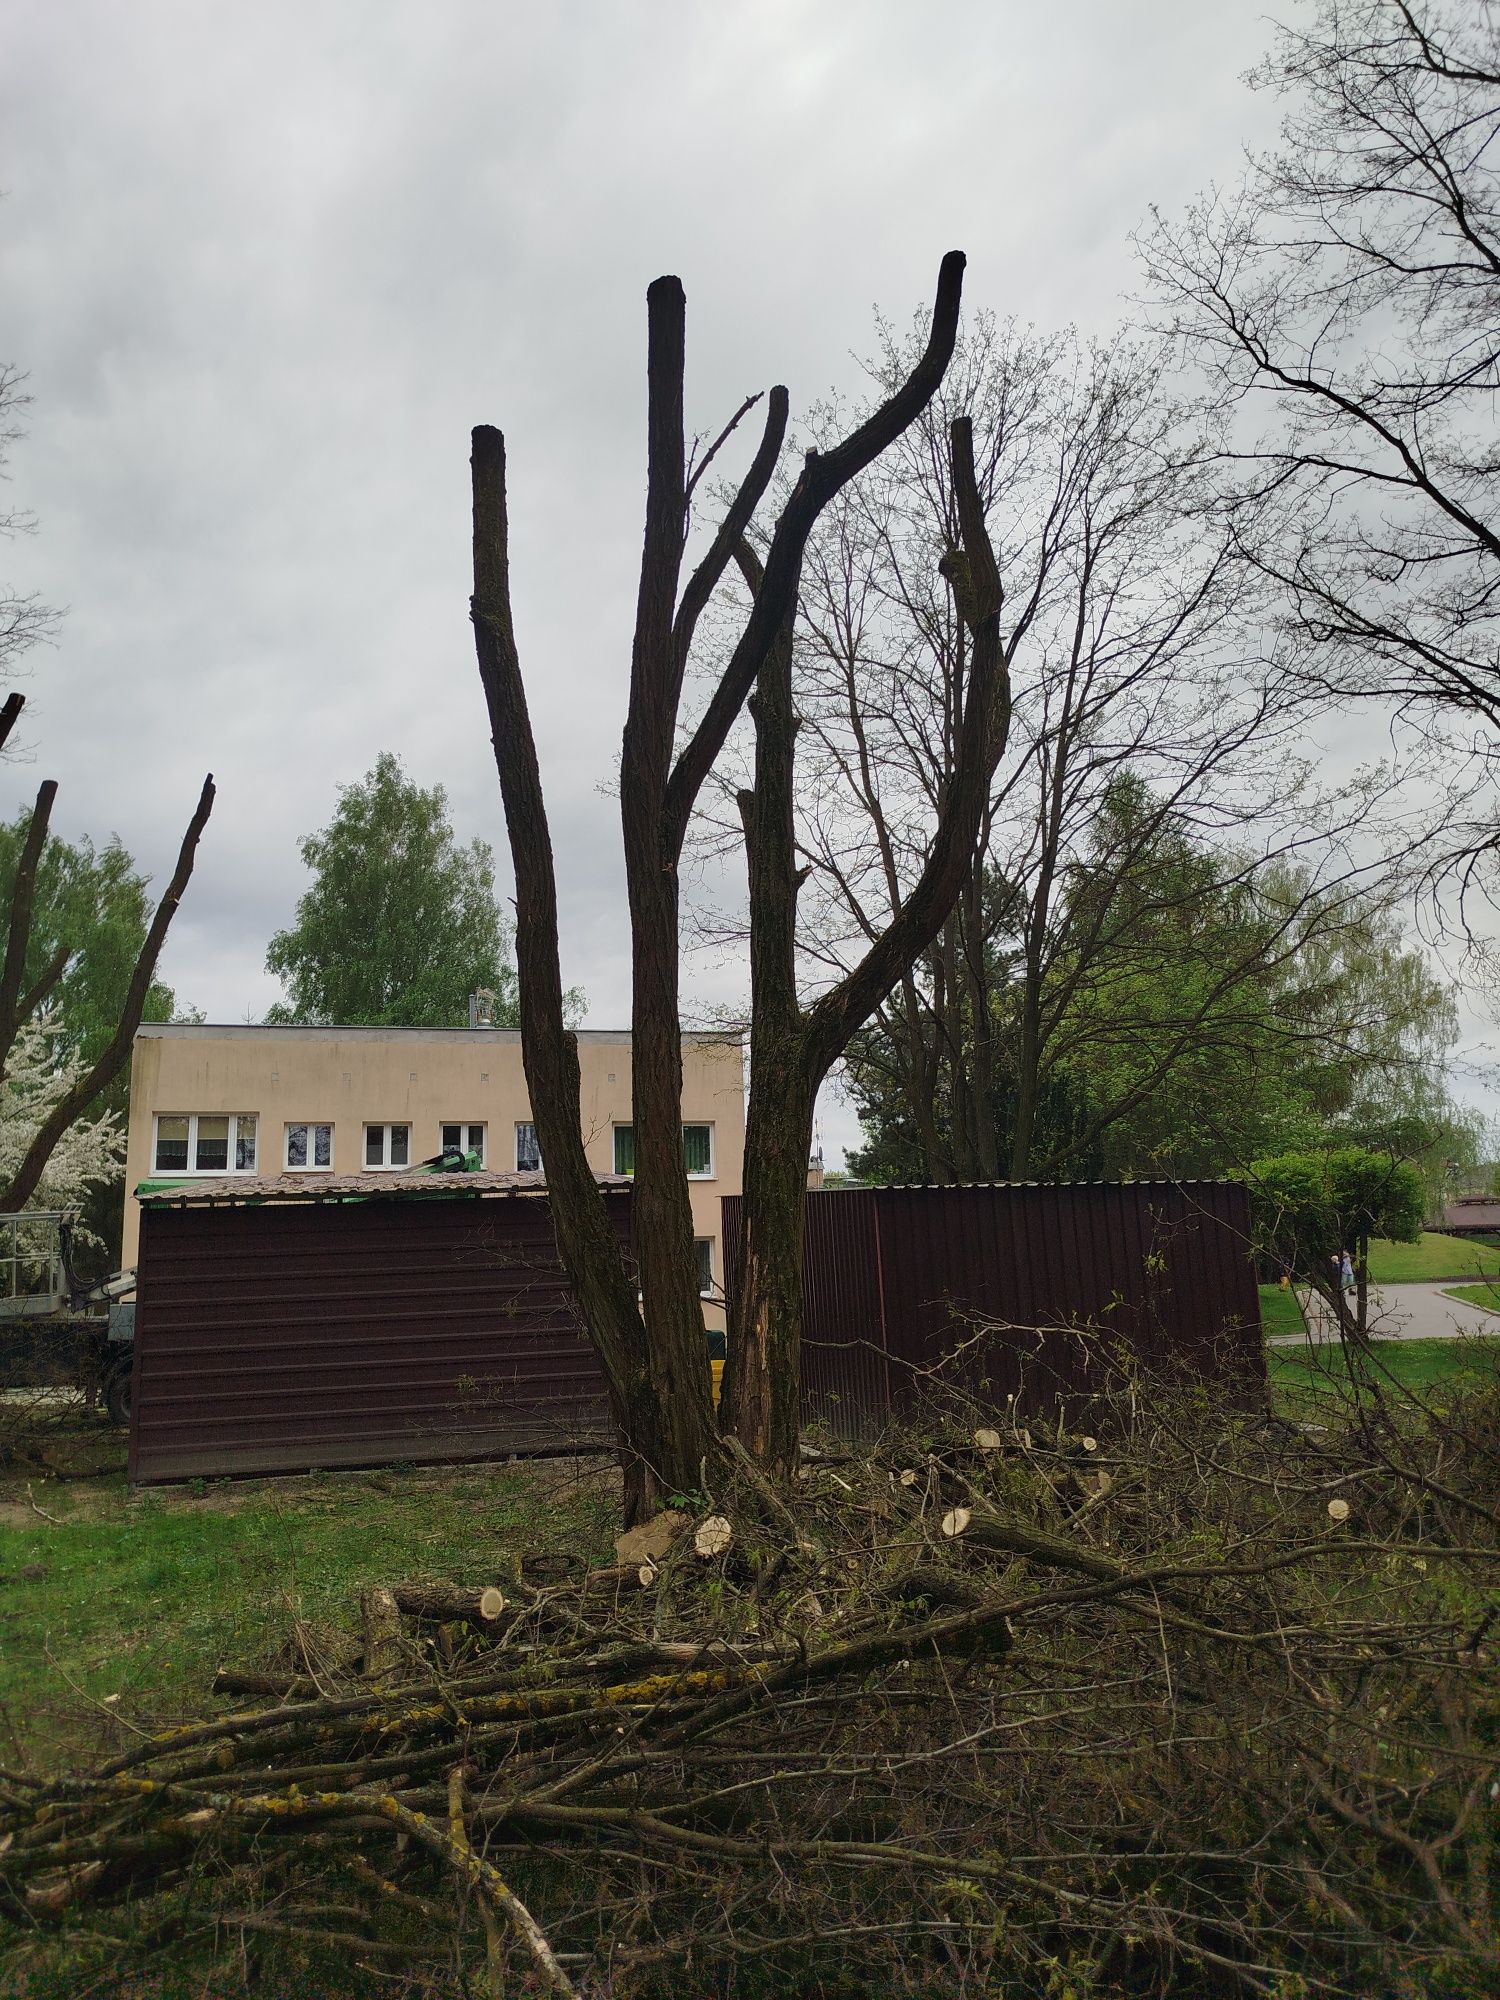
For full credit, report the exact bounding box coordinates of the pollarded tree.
[265,753,522,1029]
[717,415,1010,1473]
[471,257,979,1514]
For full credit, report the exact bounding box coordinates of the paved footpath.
[1269,1281,1500,1346]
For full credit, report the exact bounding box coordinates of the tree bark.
[621,278,719,1489]
[389,1582,506,1627]
[726,418,1010,1478]
[961,845,1000,1179]
[0,691,24,756]
[0,779,58,1078]
[472,427,676,1525]
[720,555,809,1468]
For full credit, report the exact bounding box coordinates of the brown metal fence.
[723,1181,1265,1437]
[131,1177,1263,1483]
[130,1188,625,1484]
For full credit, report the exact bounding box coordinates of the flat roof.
[134,1023,741,1044]
[136,1168,634,1207]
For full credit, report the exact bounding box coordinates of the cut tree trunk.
[390,1583,506,1627]
[721,1053,814,1480]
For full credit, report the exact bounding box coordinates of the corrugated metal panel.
[725,1181,1264,1435]
[130,1192,627,1484]
[721,1192,890,1438]
[873,1181,1264,1418]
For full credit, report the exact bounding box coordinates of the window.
[364,1123,410,1170]
[153,1113,257,1176]
[695,1238,715,1298]
[612,1124,715,1179]
[441,1122,487,1164]
[682,1124,714,1178]
[514,1122,541,1173]
[285,1122,334,1171]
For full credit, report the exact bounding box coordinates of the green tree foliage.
[0,816,177,1079]
[1057,783,1459,1178]
[265,754,522,1029]
[1249,1147,1425,1324]
[848,776,1461,1186]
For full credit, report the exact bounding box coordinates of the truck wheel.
[104,1363,132,1428]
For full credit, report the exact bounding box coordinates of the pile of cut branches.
[3,1370,1499,1997]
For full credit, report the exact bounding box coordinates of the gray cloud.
[2,0,1285,1158]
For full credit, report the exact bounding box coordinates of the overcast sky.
[3,2,1422,1162]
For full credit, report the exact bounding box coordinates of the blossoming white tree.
[0,1021,125,1235]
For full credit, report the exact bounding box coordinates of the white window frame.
[363,1122,412,1171]
[152,1112,259,1177]
[440,1121,487,1164]
[514,1122,541,1173]
[284,1121,335,1172]
[695,1237,716,1299]
[682,1123,715,1181]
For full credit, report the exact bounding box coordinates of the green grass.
[1442,1281,1500,1314]
[0,1426,616,1769]
[1366,1232,1500,1283]
[1266,1334,1500,1410]
[1258,1282,1307,1337]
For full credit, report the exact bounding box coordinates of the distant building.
[1439,1194,1500,1238]
[122,1023,744,1330]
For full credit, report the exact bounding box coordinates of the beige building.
[122,1024,745,1329]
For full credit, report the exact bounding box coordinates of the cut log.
[972,1428,1003,1452]
[361,1586,402,1677]
[582,1562,658,1593]
[693,1515,733,1559]
[939,1504,1180,1595]
[212,1668,321,1700]
[614,1509,688,1568]
[390,1583,506,1627]
[884,1563,990,1613]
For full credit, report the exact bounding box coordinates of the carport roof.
[135,1169,632,1207]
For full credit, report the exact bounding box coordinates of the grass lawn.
[1258,1282,1306,1337]
[1366,1231,1500,1283]
[1443,1281,1500,1314]
[1266,1334,1500,1410]
[0,1419,617,1770]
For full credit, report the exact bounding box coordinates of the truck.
[0,1209,135,1426]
